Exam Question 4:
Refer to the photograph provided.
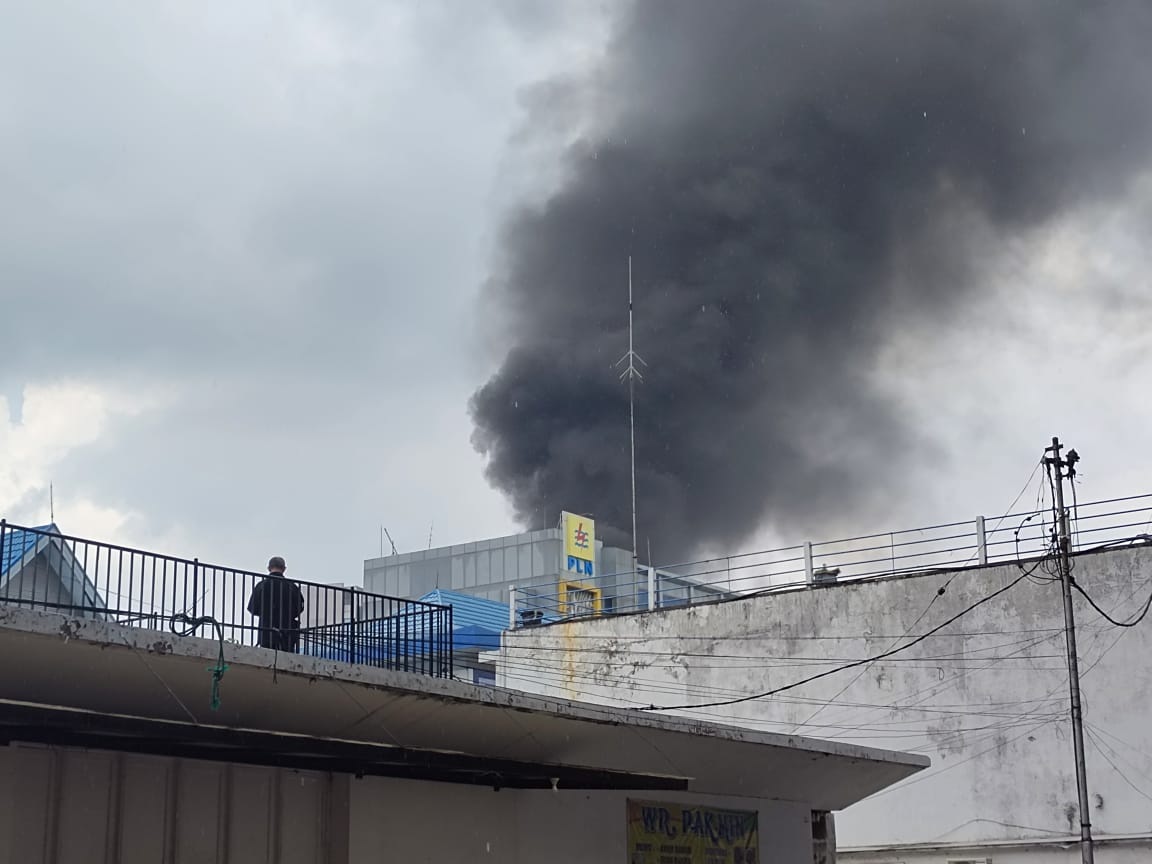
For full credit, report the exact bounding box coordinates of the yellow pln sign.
[562,511,595,576]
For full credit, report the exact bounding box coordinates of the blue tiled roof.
[0,523,55,579]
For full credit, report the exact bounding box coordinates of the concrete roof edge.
[0,605,928,772]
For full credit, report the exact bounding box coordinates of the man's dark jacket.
[247,574,305,651]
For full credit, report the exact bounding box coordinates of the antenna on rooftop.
[50,483,54,524]
[615,255,647,592]
[427,521,434,550]
[383,526,398,556]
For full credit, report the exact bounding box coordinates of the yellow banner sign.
[627,800,759,864]
[562,511,595,576]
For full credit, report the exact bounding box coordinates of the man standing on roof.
[247,556,305,652]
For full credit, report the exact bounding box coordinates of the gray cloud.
[0,1,607,579]
[472,0,1152,561]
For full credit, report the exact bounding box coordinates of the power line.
[1069,576,1152,628]
[1084,726,1152,806]
[503,625,1066,643]
[494,666,1062,740]
[499,640,1071,722]
[497,652,1068,712]
[500,630,1067,663]
[792,452,1042,734]
[497,610,1125,752]
[852,718,1063,798]
[1084,722,1152,784]
[638,570,1034,712]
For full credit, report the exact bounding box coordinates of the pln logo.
[568,522,593,575]
[562,511,596,577]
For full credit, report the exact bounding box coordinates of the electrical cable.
[1085,725,1152,805]
[170,613,229,710]
[637,569,1035,711]
[492,665,1061,740]
[790,578,944,732]
[496,654,1069,719]
[1084,721,1152,784]
[498,533,1138,744]
[1069,576,1152,628]
[502,625,1065,643]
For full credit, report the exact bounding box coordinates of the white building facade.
[498,546,1152,863]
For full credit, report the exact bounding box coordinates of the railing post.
[647,565,656,611]
[804,542,814,586]
[447,605,454,679]
[508,585,517,629]
[349,587,359,666]
[0,520,6,583]
[976,516,988,566]
[191,558,199,620]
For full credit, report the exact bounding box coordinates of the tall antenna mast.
[383,526,398,556]
[50,483,54,524]
[616,255,647,592]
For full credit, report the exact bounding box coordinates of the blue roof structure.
[0,523,107,613]
[302,588,511,667]
[0,523,56,579]
[417,589,508,651]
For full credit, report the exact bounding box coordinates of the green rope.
[170,614,229,711]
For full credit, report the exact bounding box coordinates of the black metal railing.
[0,520,453,678]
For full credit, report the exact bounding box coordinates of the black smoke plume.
[472,1,1152,561]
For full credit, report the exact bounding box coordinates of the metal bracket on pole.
[804,542,814,586]
[976,515,988,566]
[508,586,517,630]
[647,565,656,611]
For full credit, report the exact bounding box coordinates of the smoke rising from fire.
[472,1,1152,560]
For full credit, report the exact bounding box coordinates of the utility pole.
[1045,436,1093,864]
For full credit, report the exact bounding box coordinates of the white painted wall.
[349,778,814,864]
[497,547,1152,862]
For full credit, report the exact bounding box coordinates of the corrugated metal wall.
[0,745,347,864]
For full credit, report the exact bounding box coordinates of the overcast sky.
[2,1,1150,588]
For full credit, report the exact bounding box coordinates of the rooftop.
[0,522,53,578]
[420,588,508,650]
[0,605,928,807]
[364,526,568,567]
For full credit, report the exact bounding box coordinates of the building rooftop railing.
[0,520,453,678]
[511,492,1152,628]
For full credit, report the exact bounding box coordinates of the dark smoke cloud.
[472,0,1152,560]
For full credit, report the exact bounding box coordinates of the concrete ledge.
[0,604,927,809]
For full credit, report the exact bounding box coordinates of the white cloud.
[0,381,159,535]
